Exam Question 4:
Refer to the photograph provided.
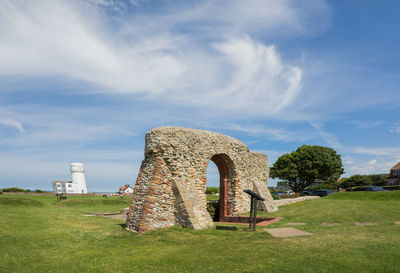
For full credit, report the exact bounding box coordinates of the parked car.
[352,186,387,192]
[284,190,295,197]
[311,189,335,197]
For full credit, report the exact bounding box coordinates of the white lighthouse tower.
[70,162,88,194]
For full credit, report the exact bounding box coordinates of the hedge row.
[382,186,400,191]
[1,187,45,193]
[205,187,220,195]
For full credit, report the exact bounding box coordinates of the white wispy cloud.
[1,0,358,191]
[368,159,377,165]
[351,146,400,156]
[390,126,400,133]
[222,123,311,142]
[208,38,302,114]
[309,121,342,149]
[0,116,25,132]
[0,0,331,118]
[0,113,137,148]
[347,159,395,176]
[343,147,400,176]
[348,120,383,129]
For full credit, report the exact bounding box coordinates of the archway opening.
[206,154,235,222]
[206,160,219,221]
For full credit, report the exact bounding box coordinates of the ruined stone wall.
[274,196,320,207]
[126,127,277,233]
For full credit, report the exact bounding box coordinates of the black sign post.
[244,189,265,231]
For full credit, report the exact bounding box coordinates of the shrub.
[205,187,219,195]
[307,184,337,191]
[340,174,387,189]
[2,187,26,192]
[206,201,219,221]
[271,192,281,200]
[34,189,44,193]
[382,186,400,191]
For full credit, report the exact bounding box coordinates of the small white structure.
[52,180,71,194]
[119,184,134,194]
[52,162,88,194]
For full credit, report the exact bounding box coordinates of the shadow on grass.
[215,225,238,231]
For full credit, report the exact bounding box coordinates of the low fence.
[274,196,320,207]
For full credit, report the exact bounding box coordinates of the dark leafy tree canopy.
[270,145,344,193]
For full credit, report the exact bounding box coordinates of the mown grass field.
[1,192,400,272]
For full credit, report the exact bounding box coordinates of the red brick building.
[384,162,400,186]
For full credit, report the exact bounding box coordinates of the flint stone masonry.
[274,196,320,207]
[126,127,277,233]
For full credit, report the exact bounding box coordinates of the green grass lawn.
[1,192,400,272]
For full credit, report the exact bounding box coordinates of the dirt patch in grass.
[287,222,307,226]
[355,222,377,226]
[264,227,313,238]
[97,213,127,221]
[80,213,127,221]
[320,222,341,226]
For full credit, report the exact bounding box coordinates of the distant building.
[310,179,325,187]
[52,180,72,194]
[52,162,88,194]
[276,181,291,192]
[384,162,400,186]
[119,184,134,194]
[310,178,343,187]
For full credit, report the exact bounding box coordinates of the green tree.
[339,174,387,188]
[340,175,370,188]
[368,174,386,186]
[270,145,344,193]
[205,187,219,195]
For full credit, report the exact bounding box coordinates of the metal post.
[244,189,265,231]
[253,199,257,231]
[249,196,254,229]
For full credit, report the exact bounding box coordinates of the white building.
[52,162,88,194]
[52,180,71,194]
[119,184,134,194]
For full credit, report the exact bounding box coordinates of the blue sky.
[0,0,399,192]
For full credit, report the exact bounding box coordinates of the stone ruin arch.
[126,127,278,232]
